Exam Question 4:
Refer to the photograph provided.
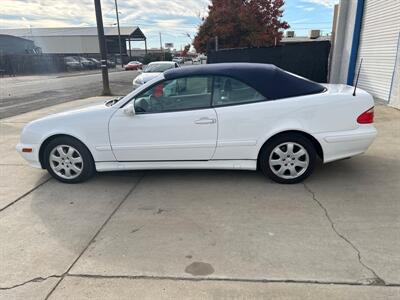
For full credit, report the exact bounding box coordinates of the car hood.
[137,72,162,83]
[29,101,111,126]
[20,100,116,147]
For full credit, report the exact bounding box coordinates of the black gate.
[207,41,331,83]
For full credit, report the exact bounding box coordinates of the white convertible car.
[17,63,377,184]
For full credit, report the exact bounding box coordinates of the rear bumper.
[16,143,42,168]
[315,125,377,163]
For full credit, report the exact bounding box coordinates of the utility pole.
[94,0,111,95]
[159,32,164,60]
[114,0,123,68]
[215,36,219,51]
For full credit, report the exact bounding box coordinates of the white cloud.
[295,5,316,12]
[0,0,209,30]
[290,18,311,24]
[301,0,338,8]
[0,0,211,48]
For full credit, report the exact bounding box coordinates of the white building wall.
[355,0,400,102]
[27,36,100,54]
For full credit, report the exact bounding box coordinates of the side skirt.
[95,160,257,172]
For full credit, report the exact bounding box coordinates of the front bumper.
[16,143,42,168]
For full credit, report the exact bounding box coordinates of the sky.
[0,0,339,50]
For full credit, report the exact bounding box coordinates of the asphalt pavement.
[0,97,399,299]
[0,70,137,119]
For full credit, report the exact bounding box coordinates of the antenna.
[353,58,363,96]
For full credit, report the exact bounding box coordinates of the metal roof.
[164,63,325,100]
[0,26,146,39]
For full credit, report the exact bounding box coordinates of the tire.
[43,136,95,183]
[259,133,316,184]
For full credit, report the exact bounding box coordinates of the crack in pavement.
[3,271,398,292]
[3,178,391,292]
[59,273,400,287]
[44,173,146,300]
[0,274,63,290]
[303,183,386,286]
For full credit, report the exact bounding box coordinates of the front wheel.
[43,137,95,183]
[259,134,316,184]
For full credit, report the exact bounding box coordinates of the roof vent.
[309,29,321,39]
[286,31,295,38]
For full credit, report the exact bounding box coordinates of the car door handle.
[194,117,216,124]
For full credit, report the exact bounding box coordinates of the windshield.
[144,63,174,73]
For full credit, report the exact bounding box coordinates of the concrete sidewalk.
[0,98,399,299]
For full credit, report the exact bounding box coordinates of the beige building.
[0,27,147,56]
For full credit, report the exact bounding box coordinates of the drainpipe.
[347,0,365,85]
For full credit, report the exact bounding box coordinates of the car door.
[109,76,217,161]
[211,76,269,160]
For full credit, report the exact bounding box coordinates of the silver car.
[133,61,179,89]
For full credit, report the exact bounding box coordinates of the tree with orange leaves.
[193,0,289,53]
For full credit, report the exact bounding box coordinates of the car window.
[212,76,265,106]
[134,76,212,114]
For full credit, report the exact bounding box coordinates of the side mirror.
[123,103,135,116]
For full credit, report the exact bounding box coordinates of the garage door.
[355,0,400,102]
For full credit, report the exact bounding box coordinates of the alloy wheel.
[49,145,83,180]
[268,142,309,179]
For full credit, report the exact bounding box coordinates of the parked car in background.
[172,57,184,64]
[125,61,143,71]
[17,63,377,184]
[64,56,82,71]
[107,59,116,68]
[132,61,179,88]
[198,55,207,64]
[87,58,101,68]
[193,56,200,64]
[76,56,97,69]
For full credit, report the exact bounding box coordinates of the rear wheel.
[259,134,316,184]
[43,137,95,183]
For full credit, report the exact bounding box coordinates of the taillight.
[357,107,374,124]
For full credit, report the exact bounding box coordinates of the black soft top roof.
[164,63,325,100]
